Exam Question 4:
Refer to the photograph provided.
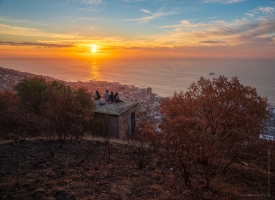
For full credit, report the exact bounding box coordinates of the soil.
[0,138,274,200]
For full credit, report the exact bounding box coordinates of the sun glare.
[91,44,97,53]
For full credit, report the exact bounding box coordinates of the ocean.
[1,58,274,105]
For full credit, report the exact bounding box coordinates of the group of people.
[94,90,123,103]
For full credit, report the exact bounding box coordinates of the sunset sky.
[0,0,275,60]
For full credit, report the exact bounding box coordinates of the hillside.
[0,138,274,200]
[0,67,274,199]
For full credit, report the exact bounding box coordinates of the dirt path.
[0,136,129,145]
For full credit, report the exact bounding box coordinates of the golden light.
[91,44,97,53]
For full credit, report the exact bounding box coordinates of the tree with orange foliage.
[160,76,269,187]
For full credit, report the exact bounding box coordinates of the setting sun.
[91,44,97,53]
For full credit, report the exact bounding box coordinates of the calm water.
[1,58,275,105]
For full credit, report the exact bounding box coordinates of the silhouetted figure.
[109,92,114,103]
[114,92,123,103]
[94,91,101,100]
[104,90,109,102]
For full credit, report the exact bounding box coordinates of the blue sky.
[0,0,275,59]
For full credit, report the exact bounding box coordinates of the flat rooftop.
[94,100,139,116]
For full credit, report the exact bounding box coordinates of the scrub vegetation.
[0,76,274,199]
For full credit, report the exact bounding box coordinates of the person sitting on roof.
[114,92,123,103]
[109,91,114,103]
[104,90,109,102]
[94,91,101,100]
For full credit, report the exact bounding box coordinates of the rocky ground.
[0,138,274,200]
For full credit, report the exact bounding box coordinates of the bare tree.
[126,121,158,169]
[93,114,113,164]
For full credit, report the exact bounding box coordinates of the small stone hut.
[94,100,139,139]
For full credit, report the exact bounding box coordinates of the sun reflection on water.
[90,62,101,81]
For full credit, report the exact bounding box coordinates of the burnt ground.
[0,139,274,200]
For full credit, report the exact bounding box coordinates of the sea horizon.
[1,57,275,105]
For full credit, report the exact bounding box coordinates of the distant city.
[1,66,274,141]
[0,67,162,129]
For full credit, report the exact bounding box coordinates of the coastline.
[1,58,275,105]
[1,66,274,137]
[0,66,163,124]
